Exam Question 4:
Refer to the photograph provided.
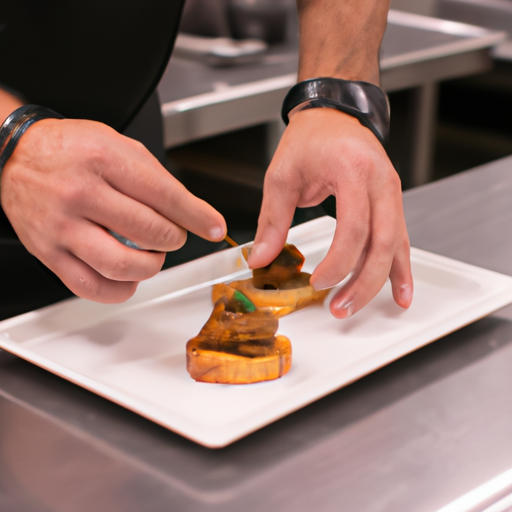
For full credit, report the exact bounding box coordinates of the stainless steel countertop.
[2,157,512,511]
[438,0,512,61]
[438,0,512,36]
[158,10,504,148]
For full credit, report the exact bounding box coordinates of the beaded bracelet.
[0,104,65,178]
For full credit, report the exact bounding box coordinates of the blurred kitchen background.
[158,0,512,259]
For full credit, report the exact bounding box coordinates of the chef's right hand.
[0,118,226,303]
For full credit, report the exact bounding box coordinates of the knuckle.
[58,179,89,208]
[86,139,110,168]
[105,251,165,282]
[91,121,117,141]
[51,217,75,244]
[372,232,395,255]
[77,125,117,170]
[127,137,147,154]
[391,169,402,188]
[264,165,291,191]
[386,169,402,191]
[159,224,187,250]
[142,217,186,250]
[106,256,131,280]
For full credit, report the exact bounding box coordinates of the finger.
[310,188,370,290]
[64,220,166,282]
[389,234,413,309]
[329,247,391,319]
[368,173,413,310]
[329,197,401,318]
[76,179,188,252]
[247,168,300,269]
[157,182,227,242]
[48,249,140,303]
[102,138,226,241]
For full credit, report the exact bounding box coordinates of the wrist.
[0,105,65,179]
[297,57,381,86]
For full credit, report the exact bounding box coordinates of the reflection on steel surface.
[437,469,512,512]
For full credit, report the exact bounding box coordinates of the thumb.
[248,173,299,269]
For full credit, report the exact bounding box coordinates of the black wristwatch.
[281,77,390,144]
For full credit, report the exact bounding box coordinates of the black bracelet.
[281,77,390,144]
[0,104,65,178]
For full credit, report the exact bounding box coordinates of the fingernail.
[209,226,225,241]
[399,283,412,305]
[324,284,344,309]
[332,295,355,318]
[312,270,353,292]
[311,277,332,291]
[248,242,267,262]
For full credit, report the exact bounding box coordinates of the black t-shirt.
[0,0,186,131]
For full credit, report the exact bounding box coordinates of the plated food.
[186,244,329,384]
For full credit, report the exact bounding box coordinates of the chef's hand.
[0,118,226,303]
[247,108,413,318]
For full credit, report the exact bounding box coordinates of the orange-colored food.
[186,294,292,384]
[212,244,329,317]
[186,244,327,384]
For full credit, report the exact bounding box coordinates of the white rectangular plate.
[2,217,512,448]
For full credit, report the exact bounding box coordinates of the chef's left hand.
[247,107,413,318]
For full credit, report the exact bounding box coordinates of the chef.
[0,0,412,320]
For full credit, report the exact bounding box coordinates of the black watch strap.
[281,77,390,144]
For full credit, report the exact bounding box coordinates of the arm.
[0,94,226,303]
[248,0,413,318]
[297,0,388,84]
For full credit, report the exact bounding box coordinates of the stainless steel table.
[2,155,512,511]
[158,10,504,186]
[438,0,512,61]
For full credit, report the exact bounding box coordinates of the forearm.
[296,0,390,84]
